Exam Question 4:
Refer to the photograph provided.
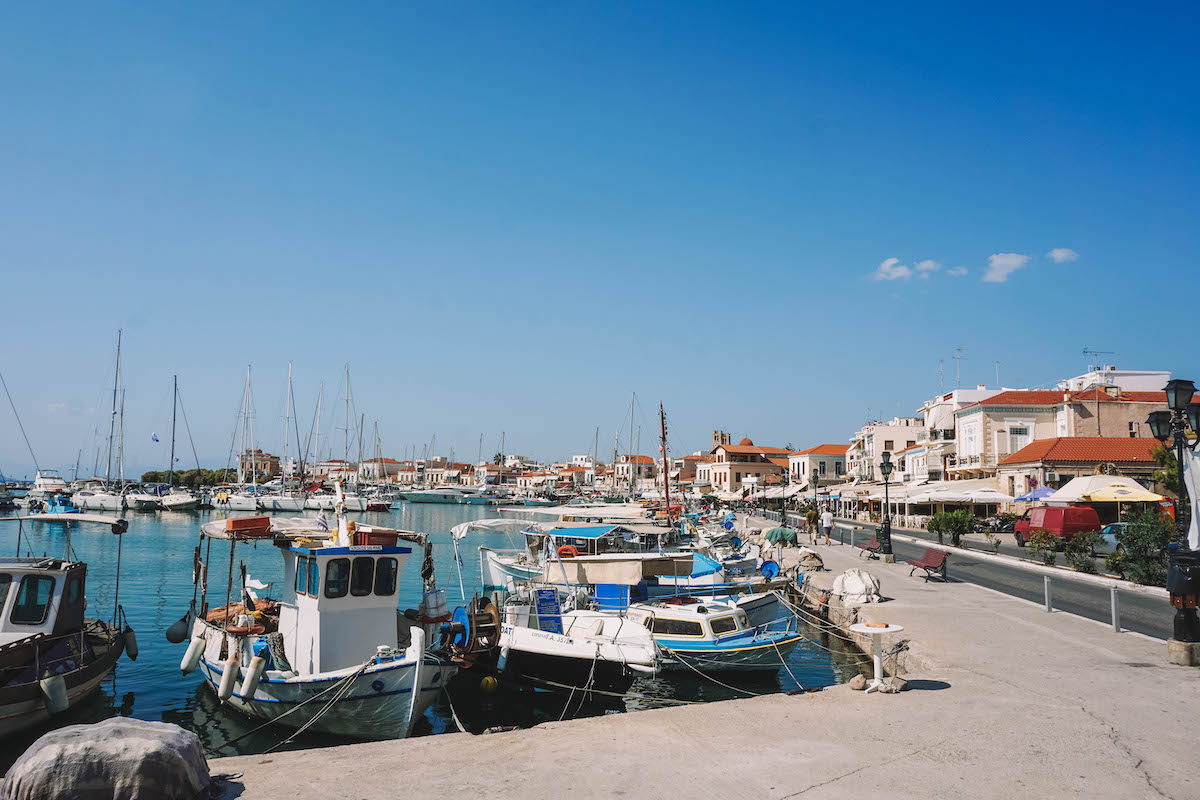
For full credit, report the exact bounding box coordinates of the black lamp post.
[879,450,894,556]
[1146,378,1200,643]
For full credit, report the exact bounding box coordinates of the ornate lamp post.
[1146,378,1200,645]
[879,451,894,558]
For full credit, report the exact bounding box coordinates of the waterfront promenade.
[213,516,1199,799]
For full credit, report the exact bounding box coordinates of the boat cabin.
[625,598,749,641]
[0,558,88,647]
[277,542,412,674]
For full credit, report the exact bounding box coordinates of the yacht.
[14,470,70,508]
[70,480,126,512]
[257,492,305,512]
[160,488,200,511]
[399,486,474,504]
[175,501,454,739]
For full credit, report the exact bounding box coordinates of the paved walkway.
[213,516,1200,799]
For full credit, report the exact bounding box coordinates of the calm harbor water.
[0,503,862,768]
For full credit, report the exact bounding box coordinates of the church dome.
[738,437,754,446]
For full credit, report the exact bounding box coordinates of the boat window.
[0,574,10,609]
[650,617,703,636]
[295,557,309,595]
[65,575,83,608]
[351,557,374,596]
[325,558,350,598]
[307,559,320,597]
[374,558,398,596]
[11,575,56,625]
[709,616,738,636]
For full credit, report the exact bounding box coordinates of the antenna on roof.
[953,347,968,387]
[937,359,945,389]
[1082,347,1115,373]
[993,360,1000,388]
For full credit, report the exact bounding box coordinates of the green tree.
[492,452,504,465]
[929,509,972,547]
[1116,508,1172,587]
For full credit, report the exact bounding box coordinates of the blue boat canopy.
[690,552,723,577]
[538,525,622,540]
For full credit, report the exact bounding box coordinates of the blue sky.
[2,2,1198,477]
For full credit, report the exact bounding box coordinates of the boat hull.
[0,627,125,738]
[259,496,304,512]
[658,632,803,671]
[197,655,452,739]
[162,495,200,511]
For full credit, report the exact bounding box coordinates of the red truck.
[1013,505,1101,547]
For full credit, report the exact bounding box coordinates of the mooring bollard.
[1111,585,1121,632]
[849,528,855,547]
[1044,575,1053,612]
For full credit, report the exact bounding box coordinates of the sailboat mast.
[247,367,256,487]
[105,330,122,485]
[627,392,635,495]
[660,403,670,513]
[168,375,178,486]
[343,363,350,467]
[282,363,293,485]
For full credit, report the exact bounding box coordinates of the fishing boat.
[174,492,454,739]
[444,590,659,695]
[625,596,803,671]
[0,513,136,737]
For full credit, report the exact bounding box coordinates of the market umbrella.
[1013,486,1054,502]
[1083,483,1164,502]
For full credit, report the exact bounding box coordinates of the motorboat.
[70,482,126,512]
[399,487,473,504]
[125,483,168,511]
[625,596,803,671]
[257,492,304,512]
[444,590,658,695]
[0,513,135,737]
[15,471,71,508]
[212,486,258,512]
[160,489,200,511]
[175,495,455,739]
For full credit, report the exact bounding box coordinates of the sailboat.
[75,333,127,512]
[260,364,305,513]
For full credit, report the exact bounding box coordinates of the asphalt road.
[830,521,1174,640]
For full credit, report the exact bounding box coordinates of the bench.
[855,537,880,559]
[906,548,949,581]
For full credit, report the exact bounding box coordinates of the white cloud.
[915,259,940,273]
[47,402,65,411]
[947,266,968,276]
[982,253,1030,283]
[1047,247,1079,263]
[871,257,912,281]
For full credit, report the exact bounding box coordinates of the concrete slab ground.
[212,516,1200,800]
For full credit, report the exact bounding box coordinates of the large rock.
[2,718,210,800]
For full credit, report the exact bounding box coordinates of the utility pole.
[953,347,968,387]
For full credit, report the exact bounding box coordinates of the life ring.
[557,545,579,558]
[226,624,265,636]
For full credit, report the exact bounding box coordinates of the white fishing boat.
[175,495,454,739]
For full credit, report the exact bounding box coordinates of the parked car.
[1013,504,1102,546]
[1095,522,1125,556]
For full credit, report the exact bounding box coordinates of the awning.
[1047,475,1156,504]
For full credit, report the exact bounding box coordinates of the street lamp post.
[879,451,894,559]
[1146,379,1200,645]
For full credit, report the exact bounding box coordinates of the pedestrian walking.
[820,507,834,545]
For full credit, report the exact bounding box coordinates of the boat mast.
[282,363,293,489]
[247,367,256,488]
[105,330,122,486]
[118,387,126,486]
[168,375,178,487]
[660,403,670,512]
[627,392,635,495]
[342,363,350,469]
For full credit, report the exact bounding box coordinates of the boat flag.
[151,433,159,442]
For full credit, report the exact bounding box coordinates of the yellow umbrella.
[1083,484,1164,502]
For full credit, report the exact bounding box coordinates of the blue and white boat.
[625,596,803,671]
[176,494,455,740]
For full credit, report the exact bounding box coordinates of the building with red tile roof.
[995,437,1163,497]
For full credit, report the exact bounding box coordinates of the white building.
[846,417,924,482]
[1056,366,1170,394]
[571,455,595,468]
[914,385,1003,482]
[788,445,849,487]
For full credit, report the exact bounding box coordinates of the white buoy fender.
[40,675,68,714]
[238,655,267,700]
[123,626,139,661]
[180,636,205,675]
[217,657,240,702]
[497,642,511,673]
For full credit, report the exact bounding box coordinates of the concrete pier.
[213,520,1200,799]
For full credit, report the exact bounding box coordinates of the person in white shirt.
[820,508,834,545]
